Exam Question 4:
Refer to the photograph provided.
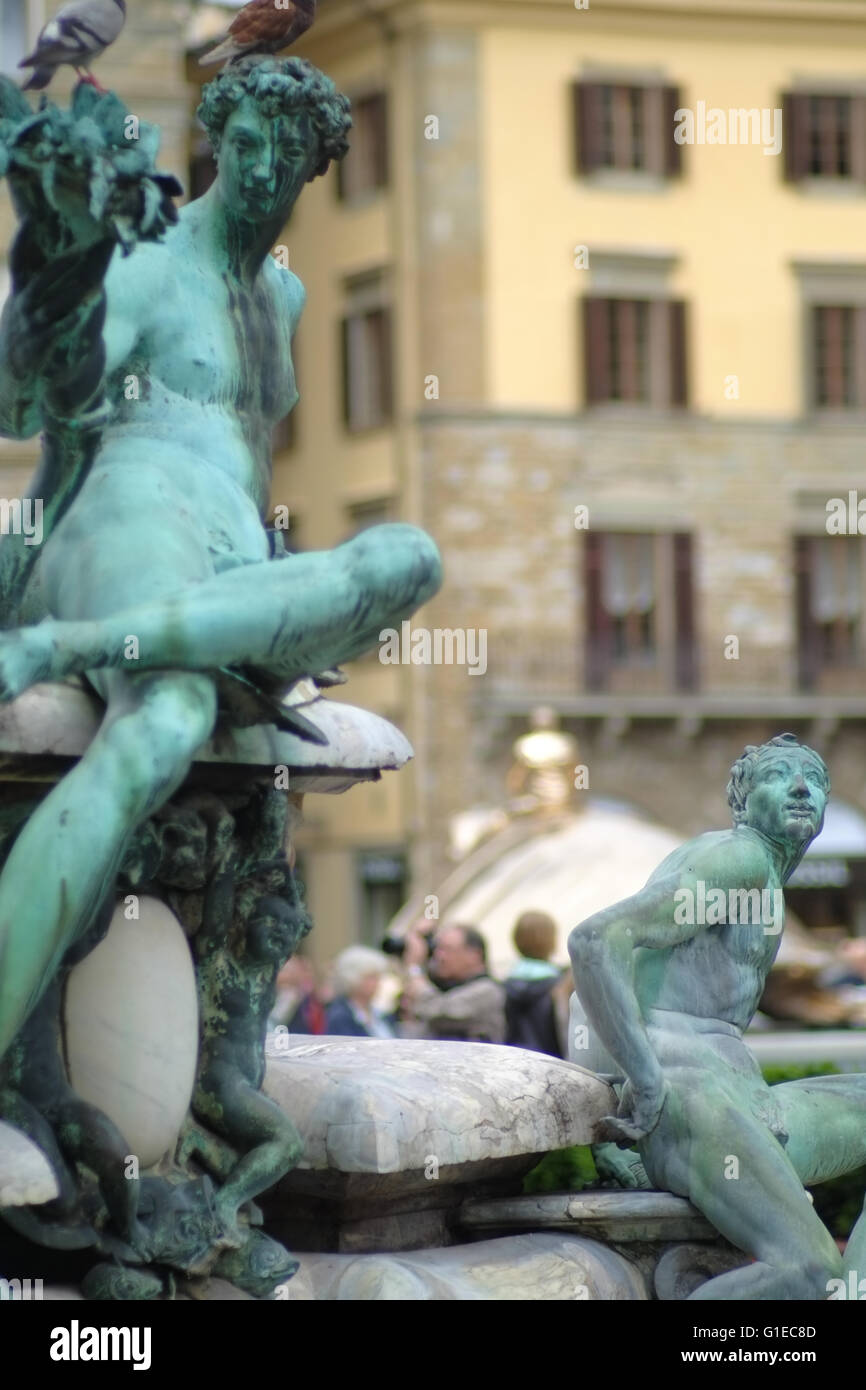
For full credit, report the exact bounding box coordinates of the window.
[268,506,302,553]
[0,0,28,76]
[783,93,866,182]
[573,81,682,177]
[811,305,866,408]
[582,297,687,407]
[188,130,216,201]
[357,851,406,947]
[340,271,393,432]
[795,536,865,690]
[337,92,388,202]
[584,531,695,693]
[346,497,394,534]
[272,330,299,453]
[272,412,295,454]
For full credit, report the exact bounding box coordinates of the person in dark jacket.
[324,947,397,1038]
[504,911,568,1057]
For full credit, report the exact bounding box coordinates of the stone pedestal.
[0,680,417,1300]
[263,1037,614,1253]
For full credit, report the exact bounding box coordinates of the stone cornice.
[309,0,866,41]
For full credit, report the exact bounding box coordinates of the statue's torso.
[97,220,301,522]
[635,830,784,1034]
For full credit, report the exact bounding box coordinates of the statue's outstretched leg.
[0,524,442,698]
[640,1074,843,1300]
[773,1072,866,1285]
[0,670,217,1059]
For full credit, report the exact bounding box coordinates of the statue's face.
[743,749,827,849]
[218,97,317,222]
[249,905,296,963]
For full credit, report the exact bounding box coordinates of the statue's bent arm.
[569,840,768,1136]
[0,295,43,440]
[570,872,694,1100]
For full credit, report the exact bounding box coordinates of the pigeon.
[18,0,126,91]
[199,0,315,68]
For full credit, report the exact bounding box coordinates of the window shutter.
[669,300,688,407]
[370,93,389,188]
[814,305,852,408]
[582,297,610,405]
[340,317,351,426]
[811,304,824,407]
[374,307,394,423]
[782,93,809,181]
[584,531,609,691]
[851,95,866,183]
[663,86,683,177]
[854,306,866,409]
[794,536,818,690]
[575,82,604,174]
[672,532,696,691]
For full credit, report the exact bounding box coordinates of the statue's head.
[248,893,307,964]
[727,732,829,850]
[197,55,351,222]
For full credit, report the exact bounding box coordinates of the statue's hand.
[2,242,114,421]
[4,236,113,365]
[597,1078,668,1148]
[593,1142,652,1190]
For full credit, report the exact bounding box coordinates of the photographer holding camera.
[396,921,505,1044]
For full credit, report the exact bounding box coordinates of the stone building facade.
[4,0,866,952]
[281,0,866,951]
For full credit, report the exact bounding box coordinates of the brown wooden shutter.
[851,95,866,183]
[584,531,610,691]
[811,304,824,407]
[794,536,818,691]
[663,86,683,177]
[854,306,866,409]
[583,296,610,404]
[340,316,351,425]
[668,300,688,407]
[374,307,394,423]
[370,93,389,188]
[782,93,810,181]
[815,305,852,408]
[672,532,696,691]
[575,82,604,173]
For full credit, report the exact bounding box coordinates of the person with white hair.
[325,947,396,1038]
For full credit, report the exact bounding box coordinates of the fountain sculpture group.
[1,53,865,1304]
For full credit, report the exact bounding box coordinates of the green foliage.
[763,1060,862,1239]
[523,1145,597,1194]
[761,1060,839,1086]
[810,1165,866,1240]
[523,1064,865,1238]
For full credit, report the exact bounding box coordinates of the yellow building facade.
[5,0,866,958]
[284,0,866,955]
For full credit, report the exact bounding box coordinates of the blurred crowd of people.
[270,910,573,1056]
[271,912,866,1050]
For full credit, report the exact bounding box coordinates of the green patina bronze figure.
[570,733,866,1300]
[0,56,442,1064]
[188,791,309,1245]
[0,55,440,1296]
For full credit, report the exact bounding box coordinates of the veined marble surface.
[0,1119,59,1207]
[64,897,199,1169]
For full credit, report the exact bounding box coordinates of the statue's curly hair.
[726,732,829,826]
[197,55,352,180]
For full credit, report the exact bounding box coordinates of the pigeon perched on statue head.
[19,0,126,91]
[199,0,316,68]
